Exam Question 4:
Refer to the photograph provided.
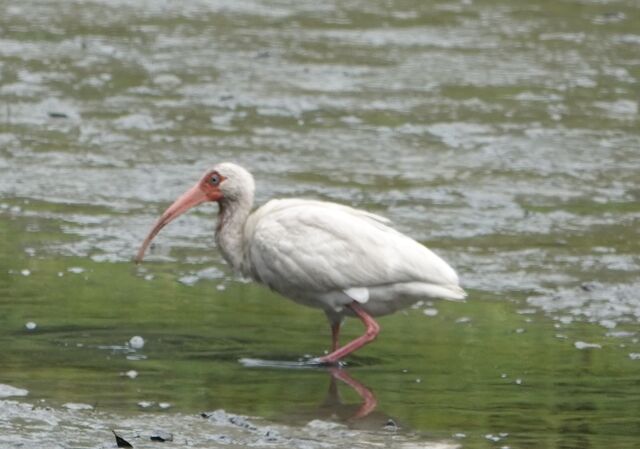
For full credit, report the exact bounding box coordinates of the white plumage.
[242,199,465,316]
[136,162,466,364]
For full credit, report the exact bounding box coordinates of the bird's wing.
[249,198,391,226]
[243,200,462,299]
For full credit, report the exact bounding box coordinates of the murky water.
[1,0,639,447]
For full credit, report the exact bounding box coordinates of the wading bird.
[136,163,465,364]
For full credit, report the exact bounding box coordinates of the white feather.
[238,198,466,316]
[344,287,370,303]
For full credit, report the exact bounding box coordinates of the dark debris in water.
[580,282,598,292]
[47,112,69,119]
[383,418,398,432]
[112,429,133,448]
[149,430,173,442]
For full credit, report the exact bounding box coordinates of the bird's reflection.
[321,367,379,421]
[240,358,399,429]
[306,366,404,431]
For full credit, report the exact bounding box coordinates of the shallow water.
[1,0,640,447]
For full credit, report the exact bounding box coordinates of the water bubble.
[67,267,85,274]
[20,269,31,276]
[575,341,601,350]
[138,401,154,408]
[25,321,37,330]
[629,353,640,360]
[159,402,171,409]
[423,308,438,317]
[129,336,145,349]
[125,370,138,379]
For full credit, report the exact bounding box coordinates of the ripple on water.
[528,281,640,330]
[0,385,29,398]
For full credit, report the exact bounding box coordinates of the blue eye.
[210,173,221,185]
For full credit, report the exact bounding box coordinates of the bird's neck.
[215,196,252,271]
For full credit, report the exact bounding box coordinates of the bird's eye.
[209,173,221,185]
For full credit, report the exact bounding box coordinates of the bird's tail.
[425,283,467,302]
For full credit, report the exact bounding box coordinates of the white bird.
[136,163,466,364]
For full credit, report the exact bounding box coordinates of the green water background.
[1,0,640,448]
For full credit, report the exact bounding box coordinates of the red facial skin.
[135,171,225,263]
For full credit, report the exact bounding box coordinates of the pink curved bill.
[135,184,208,263]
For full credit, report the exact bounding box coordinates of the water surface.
[1,0,639,448]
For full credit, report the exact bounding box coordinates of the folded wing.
[242,200,464,302]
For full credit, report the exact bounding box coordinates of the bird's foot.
[239,357,343,369]
[308,356,346,367]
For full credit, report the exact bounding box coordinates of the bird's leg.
[316,302,380,365]
[330,321,341,352]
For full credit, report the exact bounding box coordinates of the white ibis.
[136,163,466,364]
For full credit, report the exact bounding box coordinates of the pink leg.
[331,321,341,352]
[317,303,380,364]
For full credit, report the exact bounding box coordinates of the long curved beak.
[135,184,209,263]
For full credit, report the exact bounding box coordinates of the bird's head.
[134,162,254,263]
